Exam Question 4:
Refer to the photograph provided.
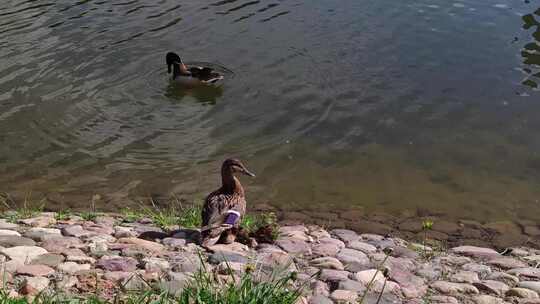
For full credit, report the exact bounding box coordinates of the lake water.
[1,0,540,222]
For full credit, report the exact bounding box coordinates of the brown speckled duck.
[201,158,255,247]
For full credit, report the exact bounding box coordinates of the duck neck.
[221,167,244,196]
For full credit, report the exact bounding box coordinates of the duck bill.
[242,169,256,177]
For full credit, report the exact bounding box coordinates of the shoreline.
[0,211,539,303]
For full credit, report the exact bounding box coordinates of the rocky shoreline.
[1,212,540,303]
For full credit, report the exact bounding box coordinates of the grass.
[0,257,303,304]
[0,192,45,222]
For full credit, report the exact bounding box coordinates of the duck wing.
[202,191,245,228]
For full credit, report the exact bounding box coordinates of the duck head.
[166,52,183,79]
[222,158,256,177]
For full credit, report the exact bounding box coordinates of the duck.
[166,52,224,86]
[200,158,255,247]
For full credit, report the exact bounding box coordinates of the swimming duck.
[200,158,255,247]
[166,52,224,86]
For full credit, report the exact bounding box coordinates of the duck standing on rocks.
[201,158,255,247]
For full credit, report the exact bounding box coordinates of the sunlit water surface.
[1,0,540,222]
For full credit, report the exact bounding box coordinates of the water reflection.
[164,82,223,104]
[521,7,540,89]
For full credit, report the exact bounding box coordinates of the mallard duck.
[201,158,255,247]
[166,52,224,86]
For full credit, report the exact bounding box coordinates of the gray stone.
[390,268,426,299]
[310,257,344,270]
[311,280,329,296]
[430,296,459,304]
[509,268,540,280]
[330,290,357,303]
[308,295,333,304]
[462,263,492,276]
[208,251,247,264]
[114,226,137,238]
[57,262,91,274]
[488,257,528,270]
[56,276,78,289]
[64,248,96,263]
[16,264,55,277]
[97,257,138,272]
[30,253,65,267]
[347,241,377,253]
[430,281,479,295]
[473,295,505,304]
[450,271,480,284]
[506,288,539,298]
[103,271,132,282]
[336,248,371,272]
[338,279,366,293]
[518,281,540,294]
[162,238,187,248]
[319,269,350,282]
[19,277,50,295]
[437,255,472,266]
[416,263,443,281]
[61,225,93,238]
[0,230,20,236]
[158,279,189,296]
[0,236,36,247]
[171,253,204,273]
[330,229,360,244]
[19,216,55,228]
[24,228,61,242]
[143,257,170,272]
[450,246,500,259]
[276,238,311,255]
[473,280,509,296]
[0,219,18,230]
[1,246,47,263]
[311,238,345,257]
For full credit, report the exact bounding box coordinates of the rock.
[473,280,509,296]
[0,230,20,236]
[430,281,479,295]
[312,238,345,257]
[506,288,539,298]
[19,216,55,228]
[337,279,364,293]
[24,228,62,242]
[103,271,132,282]
[347,241,377,253]
[61,225,94,238]
[433,221,461,234]
[169,253,203,273]
[143,257,170,272]
[319,269,350,282]
[0,236,36,247]
[309,227,331,239]
[336,248,370,272]
[430,295,459,304]
[0,219,18,230]
[121,275,148,291]
[308,295,333,304]
[118,237,165,253]
[416,263,443,281]
[390,246,419,259]
[217,262,245,275]
[138,231,169,241]
[258,251,296,272]
[310,257,344,270]
[524,226,540,237]
[57,262,91,274]
[354,269,384,285]
[114,226,137,238]
[438,255,472,266]
[508,268,540,280]
[1,246,47,263]
[488,257,527,269]
[473,295,505,304]
[16,264,55,277]
[486,272,519,286]
[330,290,357,303]
[56,276,79,289]
[451,246,500,259]
[19,277,50,295]
[518,282,540,294]
[64,248,96,263]
[450,271,480,284]
[331,229,360,244]
[3,260,23,273]
[390,268,426,299]
[208,251,248,264]
[97,257,138,272]
[347,221,392,236]
[162,238,187,248]
[40,237,83,252]
[311,280,330,296]
[276,238,311,255]
[462,263,492,276]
